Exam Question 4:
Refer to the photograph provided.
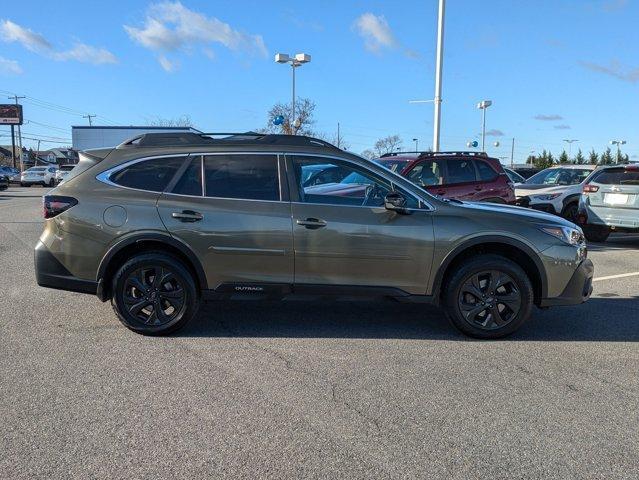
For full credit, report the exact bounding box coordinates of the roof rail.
[118,132,342,150]
[380,151,488,158]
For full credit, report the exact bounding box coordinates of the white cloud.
[124,1,267,71]
[158,54,177,72]
[602,0,628,12]
[534,114,563,121]
[0,19,117,66]
[485,129,504,137]
[579,60,639,83]
[53,43,117,64]
[353,13,397,53]
[0,19,51,52]
[554,124,572,130]
[0,56,22,75]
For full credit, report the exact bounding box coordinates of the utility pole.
[10,124,16,168]
[337,122,341,148]
[510,137,515,168]
[432,0,446,152]
[8,95,25,171]
[83,114,96,126]
[413,138,419,152]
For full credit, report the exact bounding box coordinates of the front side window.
[110,156,185,192]
[446,159,477,184]
[292,156,419,208]
[204,154,279,201]
[406,160,444,187]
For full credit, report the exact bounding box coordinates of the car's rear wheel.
[583,225,610,243]
[443,255,533,339]
[561,202,579,223]
[111,252,199,335]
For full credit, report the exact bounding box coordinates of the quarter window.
[110,157,185,192]
[204,154,279,201]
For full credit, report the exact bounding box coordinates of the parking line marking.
[593,272,639,282]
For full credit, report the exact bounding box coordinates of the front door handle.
[172,210,203,222]
[474,186,483,191]
[296,218,327,229]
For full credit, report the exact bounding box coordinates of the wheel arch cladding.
[96,233,207,301]
[433,237,547,305]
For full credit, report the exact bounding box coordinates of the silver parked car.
[578,164,639,242]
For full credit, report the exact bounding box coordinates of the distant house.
[33,148,79,166]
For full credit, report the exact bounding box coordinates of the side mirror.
[384,192,410,214]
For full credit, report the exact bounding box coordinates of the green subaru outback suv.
[35,133,593,338]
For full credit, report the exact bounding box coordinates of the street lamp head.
[477,100,492,109]
[275,53,290,63]
[294,53,311,64]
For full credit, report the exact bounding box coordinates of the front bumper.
[515,196,558,215]
[34,241,97,295]
[539,258,594,307]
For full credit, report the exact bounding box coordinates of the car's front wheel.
[48,178,55,187]
[561,203,579,223]
[111,252,199,335]
[443,255,533,339]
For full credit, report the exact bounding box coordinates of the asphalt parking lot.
[1,186,638,479]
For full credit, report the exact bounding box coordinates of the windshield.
[60,165,75,171]
[592,168,639,185]
[526,168,592,186]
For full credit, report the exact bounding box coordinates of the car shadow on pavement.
[588,234,639,251]
[178,296,639,342]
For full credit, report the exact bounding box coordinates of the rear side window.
[475,160,497,181]
[110,157,185,192]
[446,159,477,184]
[593,168,639,185]
[204,154,279,201]
[172,157,203,196]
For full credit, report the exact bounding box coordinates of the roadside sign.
[0,104,23,125]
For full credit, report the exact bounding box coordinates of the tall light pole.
[413,138,419,152]
[477,100,492,151]
[563,139,578,157]
[610,139,626,163]
[275,53,311,135]
[432,0,446,152]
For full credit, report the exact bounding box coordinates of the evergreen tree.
[574,148,585,165]
[599,147,613,165]
[547,151,555,165]
[622,153,630,164]
[588,149,599,164]
[558,150,569,164]
[533,150,553,170]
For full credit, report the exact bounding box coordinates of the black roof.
[118,132,341,151]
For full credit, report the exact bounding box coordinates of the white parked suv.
[515,165,596,222]
[20,166,58,187]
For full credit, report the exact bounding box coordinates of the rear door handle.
[172,210,203,222]
[296,218,327,229]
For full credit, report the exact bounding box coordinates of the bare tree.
[315,131,351,150]
[360,149,376,159]
[148,115,195,128]
[264,98,316,136]
[373,135,403,157]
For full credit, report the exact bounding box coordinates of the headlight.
[531,193,561,201]
[539,225,585,245]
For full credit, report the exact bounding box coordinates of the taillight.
[583,185,599,193]
[43,195,77,219]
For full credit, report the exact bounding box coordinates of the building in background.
[72,126,199,151]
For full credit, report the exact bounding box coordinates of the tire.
[48,178,55,187]
[111,252,199,335]
[583,225,610,243]
[442,254,534,339]
[561,202,579,223]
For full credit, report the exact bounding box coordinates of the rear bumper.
[34,241,97,295]
[580,205,639,231]
[539,259,594,307]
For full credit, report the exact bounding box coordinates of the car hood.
[452,200,576,227]
[515,184,572,196]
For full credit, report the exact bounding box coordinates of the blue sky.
[1,0,638,161]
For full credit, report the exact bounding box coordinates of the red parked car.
[376,151,516,204]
